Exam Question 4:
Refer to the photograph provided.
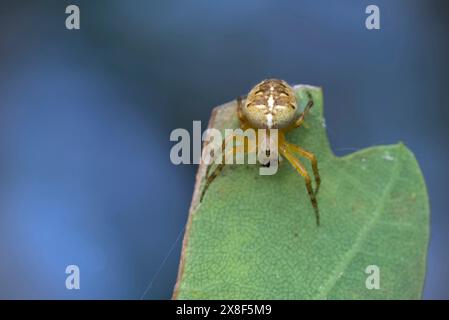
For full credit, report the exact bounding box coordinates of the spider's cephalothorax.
[243,79,299,129]
[201,79,322,225]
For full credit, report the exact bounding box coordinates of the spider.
[200,79,321,225]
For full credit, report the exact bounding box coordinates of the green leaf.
[173,85,430,299]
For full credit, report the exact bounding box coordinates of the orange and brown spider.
[200,79,321,225]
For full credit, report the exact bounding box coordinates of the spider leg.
[285,91,314,131]
[204,132,234,180]
[201,96,253,202]
[280,143,320,226]
[284,143,321,195]
[204,96,251,181]
[237,95,251,131]
[200,138,254,202]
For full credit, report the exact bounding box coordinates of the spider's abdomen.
[242,79,299,129]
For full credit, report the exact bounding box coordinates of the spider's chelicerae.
[200,79,321,225]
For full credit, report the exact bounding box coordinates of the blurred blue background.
[0,0,448,299]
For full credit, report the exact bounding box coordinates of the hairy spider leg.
[204,132,235,180]
[200,97,257,202]
[279,143,320,226]
[200,135,256,202]
[285,143,321,195]
[285,91,314,132]
[203,96,252,179]
[237,95,252,131]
